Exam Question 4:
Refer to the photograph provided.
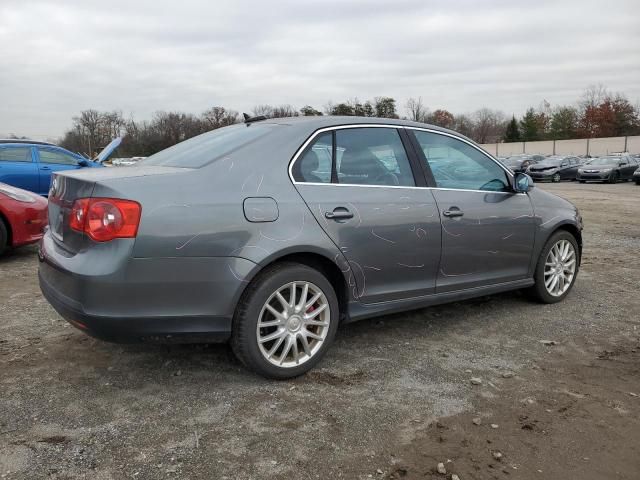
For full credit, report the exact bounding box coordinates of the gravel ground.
[1,182,639,480]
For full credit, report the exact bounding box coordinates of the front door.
[292,127,442,303]
[409,129,535,293]
[0,146,38,192]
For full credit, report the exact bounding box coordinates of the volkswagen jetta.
[39,117,583,378]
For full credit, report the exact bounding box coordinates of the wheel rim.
[544,240,577,297]
[553,173,560,182]
[256,281,330,368]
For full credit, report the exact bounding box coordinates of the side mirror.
[78,159,89,167]
[513,173,534,193]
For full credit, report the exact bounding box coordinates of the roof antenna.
[243,113,267,125]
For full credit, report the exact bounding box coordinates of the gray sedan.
[39,117,583,378]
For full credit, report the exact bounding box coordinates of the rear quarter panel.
[92,125,358,306]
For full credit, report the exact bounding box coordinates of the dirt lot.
[1,182,639,480]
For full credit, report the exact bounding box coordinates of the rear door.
[408,129,535,293]
[291,126,442,303]
[36,147,83,195]
[0,145,38,192]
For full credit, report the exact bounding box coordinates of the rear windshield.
[141,124,275,168]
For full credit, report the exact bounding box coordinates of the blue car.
[0,138,121,196]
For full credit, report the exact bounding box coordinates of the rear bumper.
[38,231,257,343]
[39,269,232,343]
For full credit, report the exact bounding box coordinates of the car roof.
[255,115,474,141]
[0,139,56,146]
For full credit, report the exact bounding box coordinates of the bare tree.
[472,108,506,143]
[406,97,429,123]
[252,105,274,117]
[202,106,238,129]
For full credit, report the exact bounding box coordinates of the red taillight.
[69,198,141,242]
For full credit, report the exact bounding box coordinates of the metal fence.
[481,135,640,157]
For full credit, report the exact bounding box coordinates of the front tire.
[0,218,8,256]
[552,173,561,183]
[528,231,579,304]
[608,171,619,184]
[231,262,339,379]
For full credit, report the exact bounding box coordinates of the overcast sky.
[1,0,639,139]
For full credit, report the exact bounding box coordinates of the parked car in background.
[39,117,583,378]
[111,156,147,167]
[502,154,546,173]
[576,154,639,183]
[0,183,48,256]
[527,156,583,182]
[0,138,121,196]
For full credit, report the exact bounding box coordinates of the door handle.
[325,208,354,220]
[443,208,464,218]
[40,166,51,170]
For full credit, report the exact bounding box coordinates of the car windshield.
[588,157,621,166]
[141,124,276,168]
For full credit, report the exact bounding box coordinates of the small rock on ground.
[470,377,482,385]
[436,462,447,474]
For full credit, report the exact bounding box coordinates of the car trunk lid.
[48,166,184,253]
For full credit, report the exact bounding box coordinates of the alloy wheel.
[544,239,577,297]
[552,173,561,182]
[256,281,330,367]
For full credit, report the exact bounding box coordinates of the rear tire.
[528,231,579,304]
[230,262,340,379]
[0,218,8,256]
[579,180,586,183]
[635,179,640,185]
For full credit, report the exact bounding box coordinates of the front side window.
[335,128,415,186]
[0,147,32,163]
[38,148,79,165]
[412,130,510,192]
[292,132,332,183]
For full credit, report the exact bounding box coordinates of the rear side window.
[38,148,79,165]
[412,130,510,192]
[0,147,31,162]
[292,132,332,183]
[336,128,415,186]
[142,124,276,168]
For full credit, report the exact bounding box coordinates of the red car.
[0,183,48,255]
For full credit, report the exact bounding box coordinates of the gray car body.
[38,117,583,342]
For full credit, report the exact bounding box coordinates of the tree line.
[57,85,640,157]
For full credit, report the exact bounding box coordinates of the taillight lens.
[69,198,141,242]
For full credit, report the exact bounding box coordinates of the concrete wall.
[481,135,640,157]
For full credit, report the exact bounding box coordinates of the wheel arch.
[238,250,350,322]
[550,222,583,261]
[0,210,12,247]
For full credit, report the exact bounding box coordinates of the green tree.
[373,97,398,118]
[519,108,541,141]
[503,116,521,142]
[331,103,355,116]
[549,107,577,139]
[300,105,322,116]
